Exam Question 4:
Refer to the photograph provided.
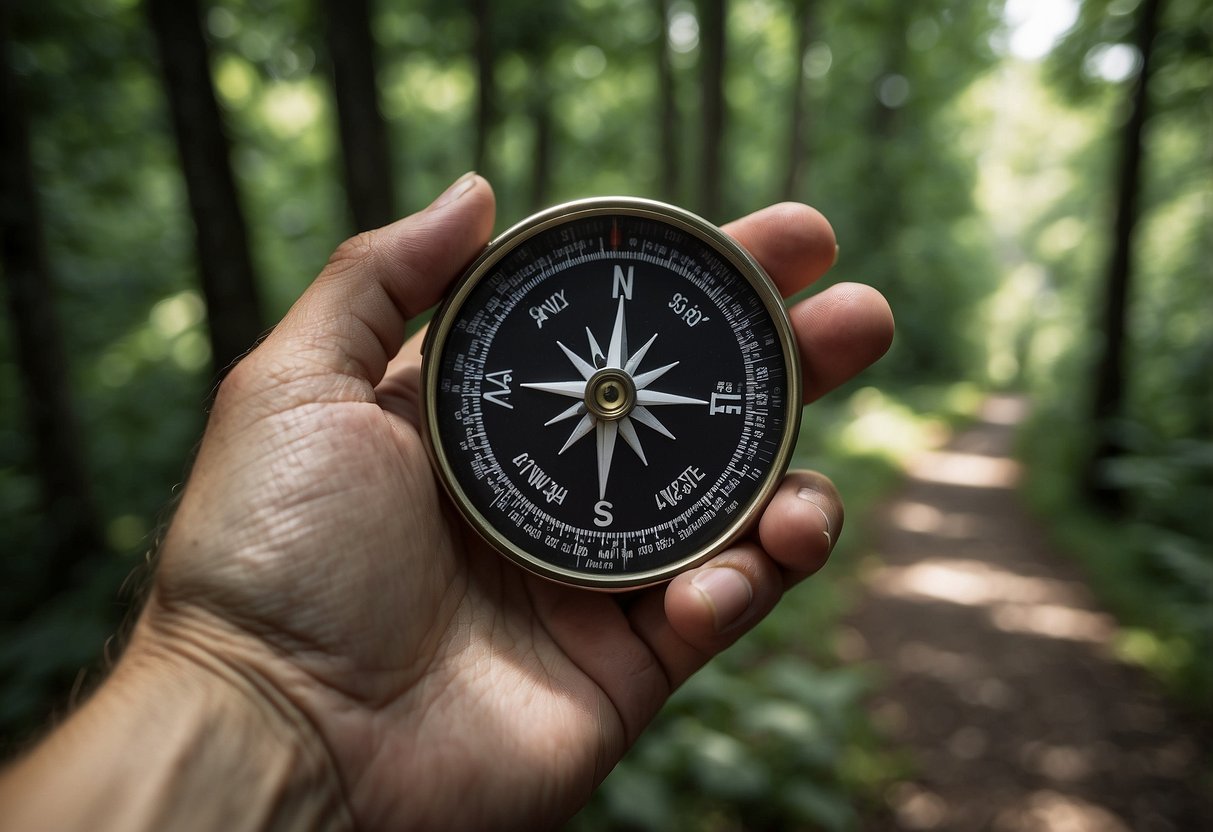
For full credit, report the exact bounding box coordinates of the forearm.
[0,616,350,832]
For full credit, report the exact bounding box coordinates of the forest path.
[847,395,1211,832]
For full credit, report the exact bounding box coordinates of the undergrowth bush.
[1020,405,1213,710]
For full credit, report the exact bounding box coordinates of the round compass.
[421,198,801,589]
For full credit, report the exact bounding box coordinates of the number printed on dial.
[422,199,801,589]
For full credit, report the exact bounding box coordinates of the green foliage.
[0,553,147,755]
[576,659,878,831]
[798,0,1005,383]
[1000,0,1213,707]
[1021,410,1213,705]
[4,0,1210,822]
[570,390,960,831]
[3,0,1006,699]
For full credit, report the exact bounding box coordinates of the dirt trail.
[847,395,1211,832]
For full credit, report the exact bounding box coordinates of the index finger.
[721,203,838,298]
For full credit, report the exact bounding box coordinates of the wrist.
[0,599,352,832]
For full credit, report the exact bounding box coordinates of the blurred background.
[1,0,1209,828]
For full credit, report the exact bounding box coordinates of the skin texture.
[0,175,893,832]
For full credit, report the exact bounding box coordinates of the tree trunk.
[781,0,813,201]
[655,0,679,203]
[529,85,553,210]
[146,0,263,379]
[323,0,396,232]
[0,10,106,607]
[1084,0,1163,507]
[857,6,908,287]
[472,0,496,176]
[698,0,726,220]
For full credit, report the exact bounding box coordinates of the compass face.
[422,198,801,589]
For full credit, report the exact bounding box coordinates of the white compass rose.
[521,296,707,500]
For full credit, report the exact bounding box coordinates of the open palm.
[144,175,893,830]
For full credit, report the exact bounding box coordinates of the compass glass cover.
[424,201,800,588]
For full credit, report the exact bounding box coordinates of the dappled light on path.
[870,559,1116,644]
[849,396,1211,831]
[906,451,1022,490]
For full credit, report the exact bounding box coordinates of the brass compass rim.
[420,197,803,591]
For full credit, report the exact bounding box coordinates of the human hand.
[3,174,892,831]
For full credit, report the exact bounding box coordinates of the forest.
[1,0,1210,828]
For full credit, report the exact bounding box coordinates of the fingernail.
[691,568,753,632]
[431,171,478,210]
[797,487,834,550]
[831,244,840,267]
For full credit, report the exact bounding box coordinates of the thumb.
[240,173,495,399]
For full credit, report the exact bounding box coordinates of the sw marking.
[511,452,569,505]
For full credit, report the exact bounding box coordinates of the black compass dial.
[422,198,801,589]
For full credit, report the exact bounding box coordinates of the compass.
[421,197,801,589]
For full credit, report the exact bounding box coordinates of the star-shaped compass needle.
[521,296,707,500]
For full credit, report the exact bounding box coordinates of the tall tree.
[781,0,814,201]
[323,0,396,232]
[698,0,726,220]
[655,0,680,203]
[472,0,496,177]
[515,16,561,212]
[529,79,554,210]
[146,0,263,378]
[855,2,910,297]
[1084,0,1164,506]
[0,9,106,608]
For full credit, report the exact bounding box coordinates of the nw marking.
[529,290,569,328]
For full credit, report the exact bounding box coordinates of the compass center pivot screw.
[585,368,636,422]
